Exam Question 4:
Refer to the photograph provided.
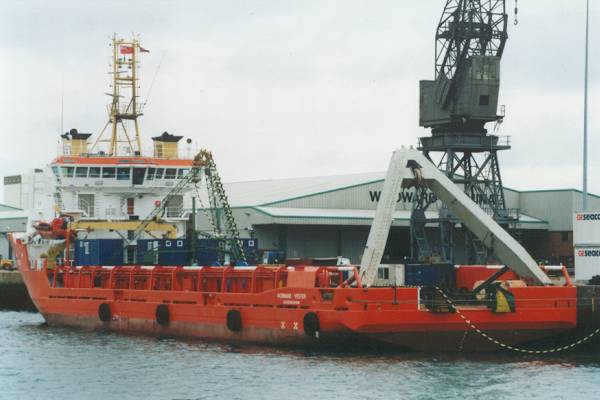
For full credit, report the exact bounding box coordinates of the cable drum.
[303,312,320,338]
[98,303,111,322]
[155,304,170,326]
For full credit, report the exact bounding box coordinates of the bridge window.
[178,169,189,179]
[155,168,164,179]
[102,167,116,178]
[61,166,74,178]
[164,168,177,179]
[89,167,101,178]
[147,167,156,181]
[117,168,131,181]
[132,168,145,185]
[75,167,88,178]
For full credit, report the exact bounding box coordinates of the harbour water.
[1,311,599,400]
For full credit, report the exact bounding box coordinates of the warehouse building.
[1,169,52,261]
[0,203,27,261]
[196,172,600,267]
[2,168,599,268]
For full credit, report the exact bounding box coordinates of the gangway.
[360,148,551,286]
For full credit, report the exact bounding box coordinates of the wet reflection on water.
[2,311,599,400]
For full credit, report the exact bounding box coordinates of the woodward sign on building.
[574,211,600,281]
[189,172,600,267]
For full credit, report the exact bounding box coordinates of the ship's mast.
[91,34,148,156]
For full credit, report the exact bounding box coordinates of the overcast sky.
[0,0,598,201]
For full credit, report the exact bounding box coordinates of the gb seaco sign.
[575,246,600,281]
[573,211,600,246]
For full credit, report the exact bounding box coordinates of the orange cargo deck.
[11,236,580,352]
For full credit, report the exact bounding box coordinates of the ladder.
[202,154,246,263]
[410,210,432,259]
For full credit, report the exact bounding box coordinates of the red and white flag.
[120,46,134,54]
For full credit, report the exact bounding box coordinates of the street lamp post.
[583,0,590,211]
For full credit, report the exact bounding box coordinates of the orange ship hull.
[11,236,579,352]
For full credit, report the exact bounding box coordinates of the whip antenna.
[141,51,166,113]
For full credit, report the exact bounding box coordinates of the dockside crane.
[414,0,517,263]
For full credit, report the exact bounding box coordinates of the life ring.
[156,304,170,326]
[303,312,320,338]
[98,303,111,322]
[226,309,242,332]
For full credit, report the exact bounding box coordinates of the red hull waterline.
[11,236,579,353]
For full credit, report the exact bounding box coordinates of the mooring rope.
[434,286,600,354]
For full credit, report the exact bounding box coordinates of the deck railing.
[45,264,362,293]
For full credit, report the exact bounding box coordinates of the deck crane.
[360,147,551,287]
[126,150,246,264]
[195,149,247,264]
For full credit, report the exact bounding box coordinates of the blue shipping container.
[196,239,219,266]
[160,239,190,265]
[136,238,259,266]
[137,239,190,265]
[404,264,455,287]
[136,239,160,264]
[241,238,258,265]
[195,238,259,266]
[74,239,124,266]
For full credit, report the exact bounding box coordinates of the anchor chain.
[434,286,600,354]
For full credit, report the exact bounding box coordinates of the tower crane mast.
[413,0,514,264]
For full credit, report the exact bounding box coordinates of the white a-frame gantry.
[360,148,551,287]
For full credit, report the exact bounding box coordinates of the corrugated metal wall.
[517,191,600,231]
[252,224,435,264]
[286,225,339,259]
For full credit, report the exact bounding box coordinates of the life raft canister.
[156,304,170,326]
[98,303,111,322]
[226,309,242,332]
[303,312,320,338]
